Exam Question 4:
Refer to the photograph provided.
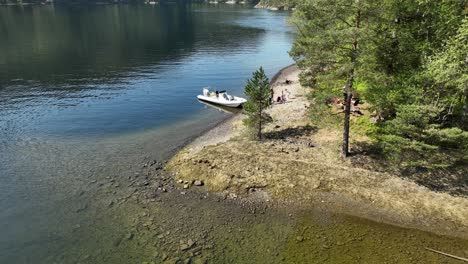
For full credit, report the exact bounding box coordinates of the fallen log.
[425,247,468,262]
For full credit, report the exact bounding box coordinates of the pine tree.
[290,0,378,157]
[243,67,272,140]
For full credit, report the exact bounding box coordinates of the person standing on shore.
[269,88,274,105]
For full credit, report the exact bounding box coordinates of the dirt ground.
[167,65,468,239]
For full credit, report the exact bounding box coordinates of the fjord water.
[0,4,294,262]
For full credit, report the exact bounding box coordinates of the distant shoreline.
[0,1,255,7]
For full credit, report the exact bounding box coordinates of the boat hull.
[197,95,246,108]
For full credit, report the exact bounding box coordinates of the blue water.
[0,3,294,262]
[0,4,293,139]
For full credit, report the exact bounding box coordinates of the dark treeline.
[0,0,204,5]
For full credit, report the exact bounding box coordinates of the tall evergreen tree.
[290,0,379,157]
[243,67,272,140]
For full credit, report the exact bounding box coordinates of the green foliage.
[351,117,377,136]
[290,0,378,89]
[291,0,467,168]
[243,67,272,140]
[383,105,438,139]
[426,17,468,128]
[290,0,382,156]
[427,18,468,90]
[424,127,468,150]
[370,7,468,168]
[362,72,423,119]
[307,88,341,128]
[374,105,468,168]
[362,0,466,120]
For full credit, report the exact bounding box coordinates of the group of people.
[270,88,290,104]
[269,79,293,104]
[204,89,233,101]
[338,85,363,115]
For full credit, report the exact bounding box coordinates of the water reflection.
[0,4,265,87]
[197,99,242,114]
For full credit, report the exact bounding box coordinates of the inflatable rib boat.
[197,88,247,108]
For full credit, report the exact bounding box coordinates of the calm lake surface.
[0,3,294,262]
[1,3,467,264]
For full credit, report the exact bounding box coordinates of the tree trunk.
[258,106,262,140]
[342,0,361,158]
[342,85,353,157]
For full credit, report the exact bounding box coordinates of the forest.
[289,0,467,173]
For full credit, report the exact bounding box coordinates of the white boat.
[197,88,247,108]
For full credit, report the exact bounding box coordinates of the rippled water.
[0,4,294,262]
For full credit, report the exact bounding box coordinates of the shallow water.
[1,3,467,264]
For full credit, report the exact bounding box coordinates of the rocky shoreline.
[69,152,468,263]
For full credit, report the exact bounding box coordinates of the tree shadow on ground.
[402,167,468,197]
[264,124,318,140]
[351,142,468,197]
